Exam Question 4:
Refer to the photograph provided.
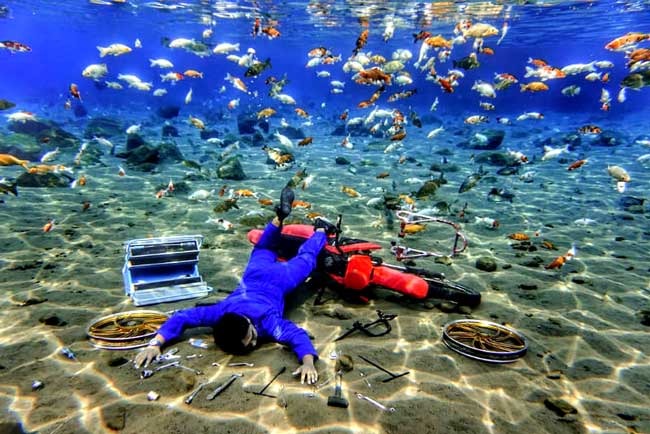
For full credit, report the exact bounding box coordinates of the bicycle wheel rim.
[86,310,168,342]
[88,337,151,350]
[442,319,528,363]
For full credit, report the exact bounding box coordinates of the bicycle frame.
[392,210,468,260]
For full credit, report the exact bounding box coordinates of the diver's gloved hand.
[313,216,339,235]
[275,186,294,223]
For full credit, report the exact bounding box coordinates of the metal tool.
[358,355,409,383]
[247,366,286,398]
[158,348,180,362]
[359,370,372,389]
[154,361,180,372]
[174,364,203,375]
[356,392,396,412]
[227,362,254,367]
[184,382,207,404]
[206,373,243,400]
[334,310,397,341]
[327,371,348,408]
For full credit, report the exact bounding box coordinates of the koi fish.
[545,245,576,270]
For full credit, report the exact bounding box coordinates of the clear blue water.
[1,1,649,120]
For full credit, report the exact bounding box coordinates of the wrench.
[356,393,396,412]
[206,373,243,400]
[227,362,254,367]
[175,364,203,375]
[185,382,207,405]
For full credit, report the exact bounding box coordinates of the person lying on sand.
[134,186,338,385]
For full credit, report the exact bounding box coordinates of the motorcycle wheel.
[422,275,481,307]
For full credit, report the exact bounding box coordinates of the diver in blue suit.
[134,186,336,385]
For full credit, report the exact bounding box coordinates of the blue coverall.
[157,223,327,362]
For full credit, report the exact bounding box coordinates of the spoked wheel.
[442,319,528,363]
[87,310,168,350]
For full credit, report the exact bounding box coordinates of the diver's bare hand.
[293,354,318,385]
[134,345,160,369]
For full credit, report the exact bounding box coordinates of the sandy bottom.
[1,108,649,434]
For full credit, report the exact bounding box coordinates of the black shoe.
[313,216,338,235]
[275,186,294,222]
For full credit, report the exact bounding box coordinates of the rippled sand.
[1,109,649,434]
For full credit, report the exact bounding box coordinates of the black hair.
[213,312,251,355]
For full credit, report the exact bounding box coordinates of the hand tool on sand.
[247,366,286,398]
[356,392,396,412]
[184,382,207,404]
[327,371,349,408]
[358,355,409,383]
[206,373,243,400]
[334,310,397,341]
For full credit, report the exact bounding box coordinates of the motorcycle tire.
[422,275,481,307]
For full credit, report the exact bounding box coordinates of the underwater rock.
[619,196,645,213]
[251,131,265,147]
[38,314,67,327]
[161,124,179,137]
[0,99,16,110]
[237,112,269,135]
[123,145,160,168]
[544,397,578,417]
[475,256,497,272]
[239,213,273,227]
[158,142,184,163]
[101,405,126,431]
[0,133,41,159]
[17,172,72,188]
[125,133,147,152]
[639,309,650,327]
[75,140,104,165]
[335,156,350,165]
[9,120,79,149]
[199,129,221,141]
[416,177,446,198]
[83,117,123,139]
[429,162,460,172]
[278,125,306,140]
[592,130,627,147]
[330,124,347,136]
[474,151,512,166]
[213,198,239,213]
[217,156,246,180]
[459,129,505,150]
[156,104,180,119]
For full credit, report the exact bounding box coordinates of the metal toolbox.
[122,235,212,306]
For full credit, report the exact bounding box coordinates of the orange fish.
[0,153,29,168]
[508,233,530,241]
[306,211,323,220]
[402,223,426,234]
[308,47,329,58]
[438,77,454,93]
[155,189,167,199]
[424,35,451,49]
[297,137,313,146]
[578,125,601,134]
[218,184,228,197]
[82,201,91,212]
[183,69,203,79]
[258,198,274,206]
[262,26,281,39]
[42,219,55,233]
[528,58,548,67]
[481,47,494,55]
[257,108,276,119]
[69,83,82,101]
[291,199,312,209]
[341,186,360,197]
[390,130,406,141]
[544,245,576,270]
[567,159,588,171]
[78,175,87,186]
[118,166,126,176]
[353,29,369,55]
[605,32,649,51]
[235,189,256,197]
[358,67,391,85]
[520,82,549,92]
[376,172,390,179]
[295,108,309,118]
[339,109,349,121]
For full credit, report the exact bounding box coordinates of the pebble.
[544,397,578,416]
[475,256,497,272]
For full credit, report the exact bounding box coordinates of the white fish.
[185,88,192,104]
[149,58,174,69]
[430,97,439,111]
[474,133,488,143]
[274,131,293,148]
[561,85,581,97]
[161,72,183,82]
[202,28,213,39]
[635,139,650,147]
[496,21,509,45]
[330,80,345,88]
[541,145,569,161]
[134,38,142,48]
[517,112,544,121]
[153,88,167,97]
[383,17,395,41]
[384,142,401,154]
[212,42,240,54]
[574,218,597,226]
[105,81,123,90]
[636,153,650,163]
[561,61,596,75]
[6,111,36,122]
[316,70,331,78]
[189,189,214,201]
[96,43,131,57]
[414,40,430,69]
[117,73,144,86]
[394,75,413,86]
[584,72,602,82]
[40,147,60,163]
[274,93,296,105]
[475,216,499,228]
[519,171,536,183]
[472,81,496,98]
[131,81,152,91]
[126,124,141,135]
[168,38,195,48]
[594,60,614,69]
[93,136,114,150]
[427,127,444,139]
[81,63,108,80]
[404,177,425,185]
[617,87,626,103]
[306,57,322,68]
[205,217,234,231]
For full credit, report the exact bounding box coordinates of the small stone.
[546,370,563,380]
[475,256,497,272]
[38,314,67,327]
[107,357,129,367]
[147,391,160,401]
[437,301,458,313]
[519,283,538,291]
[544,398,578,417]
[335,354,354,373]
[335,156,350,165]
[615,236,625,242]
[434,256,453,266]
[457,305,473,315]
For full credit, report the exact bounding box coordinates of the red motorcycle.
[247,212,481,307]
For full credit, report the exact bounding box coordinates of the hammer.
[327,371,349,408]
